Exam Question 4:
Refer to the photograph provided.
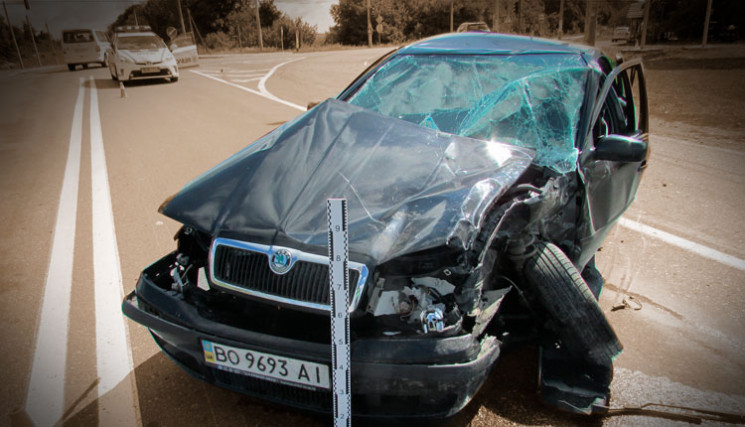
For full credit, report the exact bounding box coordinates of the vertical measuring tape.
[328,198,351,427]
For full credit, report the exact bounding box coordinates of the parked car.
[106,26,179,83]
[61,29,110,71]
[456,21,490,32]
[612,26,632,43]
[123,32,648,418]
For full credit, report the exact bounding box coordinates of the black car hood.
[161,99,534,264]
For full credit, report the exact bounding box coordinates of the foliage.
[263,17,317,49]
[0,15,59,66]
[204,31,233,50]
[327,0,561,44]
[107,0,314,49]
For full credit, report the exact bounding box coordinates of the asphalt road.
[1,46,744,426]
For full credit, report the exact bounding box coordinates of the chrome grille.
[209,238,368,312]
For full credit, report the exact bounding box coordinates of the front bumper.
[122,253,501,418]
[117,61,178,81]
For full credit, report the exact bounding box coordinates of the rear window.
[63,30,94,44]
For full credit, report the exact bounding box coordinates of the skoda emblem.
[269,248,292,274]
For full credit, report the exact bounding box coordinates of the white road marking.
[25,77,85,427]
[89,76,137,424]
[619,218,745,272]
[232,77,262,83]
[258,58,305,102]
[191,67,305,111]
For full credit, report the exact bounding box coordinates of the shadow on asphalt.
[90,78,120,91]
[99,347,607,426]
[52,346,612,426]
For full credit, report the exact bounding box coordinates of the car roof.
[63,29,102,33]
[398,32,600,58]
[116,32,159,38]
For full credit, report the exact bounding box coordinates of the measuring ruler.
[328,198,351,427]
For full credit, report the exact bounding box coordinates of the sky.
[3,0,336,38]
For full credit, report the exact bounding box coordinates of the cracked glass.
[347,54,592,174]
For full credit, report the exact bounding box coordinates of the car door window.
[589,58,648,146]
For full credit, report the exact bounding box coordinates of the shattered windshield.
[346,54,591,173]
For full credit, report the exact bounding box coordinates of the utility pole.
[176,0,186,34]
[450,0,454,32]
[493,0,499,32]
[640,0,651,49]
[517,0,522,34]
[46,21,59,64]
[255,0,263,50]
[366,0,372,47]
[22,1,41,67]
[187,8,193,34]
[702,0,713,46]
[584,0,596,46]
[558,0,564,39]
[2,0,24,69]
[26,15,41,66]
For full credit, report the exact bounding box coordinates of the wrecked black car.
[122,32,648,418]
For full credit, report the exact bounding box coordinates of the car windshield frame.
[343,52,595,173]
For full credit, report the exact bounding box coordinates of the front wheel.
[523,241,622,366]
[170,76,178,83]
[67,64,75,71]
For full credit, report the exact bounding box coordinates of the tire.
[524,241,622,366]
[170,76,178,83]
[82,63,88,69]
[67,64,75,71]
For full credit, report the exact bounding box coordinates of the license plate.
[201,340,330,390]
[141,66,159,74]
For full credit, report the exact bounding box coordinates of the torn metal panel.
[161,99,534,265]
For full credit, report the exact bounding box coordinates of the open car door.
[169,32,199,68]
[578,58,650,259]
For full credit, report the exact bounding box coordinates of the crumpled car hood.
[161,99,534,264]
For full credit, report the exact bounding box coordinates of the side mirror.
[594,134,648,163]
[307,100,320,110]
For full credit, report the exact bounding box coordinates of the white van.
[62,29,110,71]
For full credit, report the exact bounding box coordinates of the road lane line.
[257,58,305,103]
[25,77,85,427]
[232,78,262,83]
[191,69,305,111]
[89,76,137,424]
[619,218,745,272]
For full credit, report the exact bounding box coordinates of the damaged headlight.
[366,274,464,337]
